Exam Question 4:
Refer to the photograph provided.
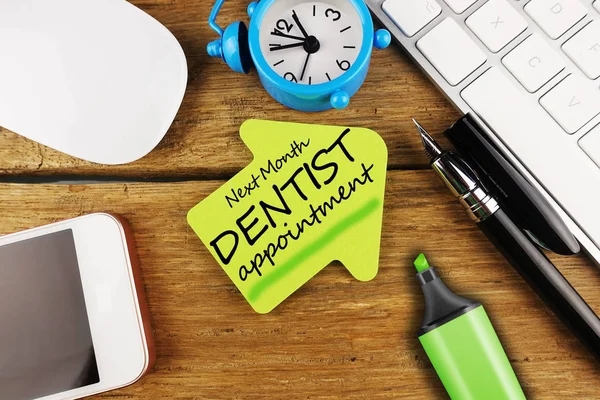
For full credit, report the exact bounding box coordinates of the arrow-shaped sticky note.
[187,120,388,313]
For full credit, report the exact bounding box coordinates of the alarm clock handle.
[207,0,252,74]
[208,0,226,36]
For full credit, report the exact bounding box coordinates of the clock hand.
[292,10,310,39]
[300,52,310,82]
[271,29,305,42]
[269,42,305,51]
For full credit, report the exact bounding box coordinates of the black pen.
[413,119,600,361]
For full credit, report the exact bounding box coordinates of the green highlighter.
[414,253,526,400]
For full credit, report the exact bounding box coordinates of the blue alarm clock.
[207,0,390,111]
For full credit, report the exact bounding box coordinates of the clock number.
[276,19,294,33]
[336,59,351,71]
[284,72,298,83]
[325,8,341,22]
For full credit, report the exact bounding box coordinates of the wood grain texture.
[2,0,600,398]
[0,0,458,178]
[1,171,600,399]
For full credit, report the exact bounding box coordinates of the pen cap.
[415,255,525,400]
[444,114,579,255]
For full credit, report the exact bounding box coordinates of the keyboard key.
[382,0,442,37]
[443,0,477,14]
[580,124,600,168]
[525,0,587,39]
[563,21,600,79]
[502,34,565,92]
[466,0,527,52]
[540,74,600,134]
[417,18,487,85]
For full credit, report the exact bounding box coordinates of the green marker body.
[414,254,525,400]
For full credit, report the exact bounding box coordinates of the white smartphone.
[0,213,155,400]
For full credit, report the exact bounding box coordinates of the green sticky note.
[187,120,388,313]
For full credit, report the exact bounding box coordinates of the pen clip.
[445,114,580,256]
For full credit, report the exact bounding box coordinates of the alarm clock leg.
[374,29,392,50]
[330,91,350,110]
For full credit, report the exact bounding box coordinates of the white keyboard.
[366,0,600,262]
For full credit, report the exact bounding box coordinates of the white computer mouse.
[0,0,188,165]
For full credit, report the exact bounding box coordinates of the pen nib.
[412,118,443,162]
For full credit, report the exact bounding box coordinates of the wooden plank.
[0,0,458,177]
[1,170,599,399]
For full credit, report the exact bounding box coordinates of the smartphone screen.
[0,229,100,400]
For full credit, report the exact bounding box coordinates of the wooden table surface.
[1,0,600,398]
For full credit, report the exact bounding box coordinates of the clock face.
[258,0,364,85]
